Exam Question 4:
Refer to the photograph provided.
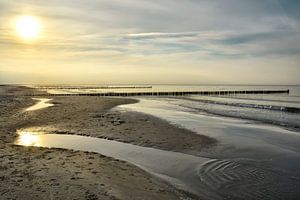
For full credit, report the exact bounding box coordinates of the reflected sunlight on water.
[16,131,42,146]
[14,128,300,199]
[25,98,53,112]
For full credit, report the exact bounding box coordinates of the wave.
[184,97,300,113]
[180,103,300,131]
[207,95,300,104]
[197,159,300,200]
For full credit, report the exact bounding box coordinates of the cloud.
[125,32,199,40]
[0,0,300,84]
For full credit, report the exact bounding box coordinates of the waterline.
[15,130,211,197]
[15,130,299,199]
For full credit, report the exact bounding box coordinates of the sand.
[18,96,216,155]
[0,85,215,200]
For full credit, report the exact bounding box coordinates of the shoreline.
[1,85,215,199]
[15,95,216,156]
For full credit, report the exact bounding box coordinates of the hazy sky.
[0,0,300,84]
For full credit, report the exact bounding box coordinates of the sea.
[35,84,300,131]
[27,84,300,199]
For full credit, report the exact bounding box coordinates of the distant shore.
[0,85,215,200]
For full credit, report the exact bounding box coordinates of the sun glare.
[17,131,41,146]
[16,16,41,40]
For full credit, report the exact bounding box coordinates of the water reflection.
[25,98,53,112]
[16,131,42,146]
[14,129,211,197]
[14,129,300,199]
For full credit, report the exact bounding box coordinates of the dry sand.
[0,85,216,200]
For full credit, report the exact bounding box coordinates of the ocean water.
[116,87,300,199]
[35,84,299,95]
[38,84,300,130]
[20,85,300,199]
[180,93,300,131]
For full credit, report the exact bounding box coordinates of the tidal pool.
[25,98,53,112]
[15,97,300,199]
[15,130,300,200]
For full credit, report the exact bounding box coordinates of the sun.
[16,16,41,40]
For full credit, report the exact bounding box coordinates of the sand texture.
[1,85,216,199]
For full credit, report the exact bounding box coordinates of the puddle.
[15,130,300,200]
[15,130,212,198]
[25,98,53,111]
[14,98,300,199]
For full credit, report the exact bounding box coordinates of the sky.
[0,0,300,85]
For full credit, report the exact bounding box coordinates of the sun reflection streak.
[16,131,42,146]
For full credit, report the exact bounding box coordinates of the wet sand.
[0,85,215,200]
[20,96,215,155]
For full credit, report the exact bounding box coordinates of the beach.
[1,85,300,200]
[2,1,300,199]
[0,85,214,200]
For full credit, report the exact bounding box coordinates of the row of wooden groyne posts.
[27,89,290,97]
[35,86,153,90]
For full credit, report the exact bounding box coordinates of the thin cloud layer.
[0,0,299,84]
